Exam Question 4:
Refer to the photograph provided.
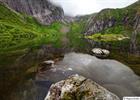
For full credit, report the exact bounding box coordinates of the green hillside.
[0,3,64,52]
[0,2,88,68]
[0,2,88,53]
[0,1,140,100]
[84,0,140,52]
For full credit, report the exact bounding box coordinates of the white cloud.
[50,0,138,16]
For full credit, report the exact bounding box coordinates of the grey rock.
[92,48,110,58]
[0,0,65,25]
[85,11,116,36]
[45,74,120,100]
[130,14,140,54]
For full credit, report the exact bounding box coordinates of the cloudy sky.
[50,0,138,16]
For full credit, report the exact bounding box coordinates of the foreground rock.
[45,74,120,100]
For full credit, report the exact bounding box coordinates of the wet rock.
[45,74,120,100]
[92,48,110,58]
[37,45,64,60]
[38,60,55,72]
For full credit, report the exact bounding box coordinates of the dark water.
[35,52,140,100]
[0,52,140,100]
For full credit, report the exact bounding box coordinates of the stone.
[45,74,120,100]
[92,48,110,57]
[102,49,110,55]
[38,60,55,72]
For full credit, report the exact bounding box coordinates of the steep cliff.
[130,13,140,54]
[0,0,65,25]
[84,1,140,54]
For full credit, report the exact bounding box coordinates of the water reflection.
[36,52,140,99]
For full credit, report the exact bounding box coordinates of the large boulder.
[45,74,120,100]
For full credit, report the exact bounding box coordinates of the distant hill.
[84,0,140,54]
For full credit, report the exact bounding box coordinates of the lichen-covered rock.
[45,74,120,100]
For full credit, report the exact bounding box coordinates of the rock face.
[0,0,64,25]
[130,13,140,54]
[85,11,116,36]
[84,9,117,36]
[45,74,120,100]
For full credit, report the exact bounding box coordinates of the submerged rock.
[38,60,55,72]
[45,74,120,100]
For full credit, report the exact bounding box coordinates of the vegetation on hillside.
[0,2,88,67]
[0,3,64,52]
[85,33,129,42]
[67,22,87,50]
[0,1,140,100]
[85,1,140,51]
[0,3,88,53]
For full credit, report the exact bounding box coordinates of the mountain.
[0,2,87,99]
[0,0,87,53]
[0,1,65,51]
[0,1,140,100]
[84,0,140,54]
[0,0,139,54]
[0,0,65,25]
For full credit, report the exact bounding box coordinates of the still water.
[34,52,140,100]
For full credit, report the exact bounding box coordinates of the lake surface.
[0,51,140,100]
[35,52,140,100]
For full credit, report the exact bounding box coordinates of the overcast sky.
[50,0,138,16]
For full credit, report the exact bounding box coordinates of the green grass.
[85,33,129,42]
[68,23,83,47]
[67,22,88,50]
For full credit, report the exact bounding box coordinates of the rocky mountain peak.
[0,0,65,25]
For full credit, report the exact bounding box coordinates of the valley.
[0,0,140,100]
